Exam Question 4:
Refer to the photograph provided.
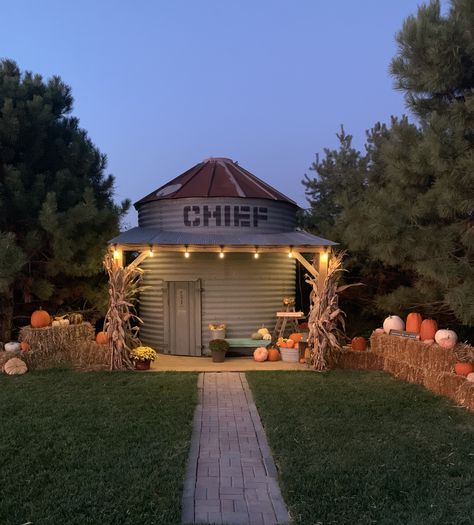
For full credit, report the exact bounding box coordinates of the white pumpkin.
[466,373,474,383]
[4,341,20,352]
[262,333,272,341]
[383,315,405,334]
[3,357,27,375]
[52,318,70,327]
[435,329,457,349]
[257,327,269,336]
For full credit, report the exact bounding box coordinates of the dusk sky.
[3,0,426,228]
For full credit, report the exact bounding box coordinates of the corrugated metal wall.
[139,252,296,354]
[138,197,296,232]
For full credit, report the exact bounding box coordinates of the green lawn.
[0,370,197,525]
[247,370,474,525]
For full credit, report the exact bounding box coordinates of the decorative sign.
[183,205,268,228]
[389,329,418,339]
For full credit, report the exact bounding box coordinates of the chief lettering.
[183,205,267,228]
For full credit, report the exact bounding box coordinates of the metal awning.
[109,227,336,249]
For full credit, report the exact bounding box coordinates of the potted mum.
[129,346,157,370]
[209,339,229,363]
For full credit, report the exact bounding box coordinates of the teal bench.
[224,338,268,348]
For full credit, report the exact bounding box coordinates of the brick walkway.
[182,372,289,525]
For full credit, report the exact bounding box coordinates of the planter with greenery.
[129,346,158,370]
[209,339,229,363]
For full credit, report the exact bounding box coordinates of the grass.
[0,370,198,525]
[247,370,474,525]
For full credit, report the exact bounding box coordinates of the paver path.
[182,372,290,525]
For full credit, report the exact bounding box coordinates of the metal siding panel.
[138,252,296,355]
[138,198,296,232]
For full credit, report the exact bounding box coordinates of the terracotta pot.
[135,359,151,370]
[211,350,226,363]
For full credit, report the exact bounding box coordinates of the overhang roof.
[135,157,297,208]
[109,227,336,248]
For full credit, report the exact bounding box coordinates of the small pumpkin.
[96,331,108,345]
[253,347,268,362]
[406,312,422,333]
[5,341,20,352]
[267,348,280,361]
[251,332,263,340]
[285,339,295,348]
[422,338,435,345]
[3,357,28,375]
[419,319,438,341]
[383,315,405,334]
[454,362,474,377]
[351,337,366,351]
[20,341,30,352]
[374,328,385,334]
[289,333,303,344]
[299,358,305,364]
[31,308,51,328]
[466,372,474,383]
[435,329,457,350]
[69,313,83,325]
[257,327,269,336]
[262,333,272,341]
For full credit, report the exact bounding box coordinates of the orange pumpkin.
[96,331,108,345]
[285,339,295,348]
[279,340,287,348]
[406,312,422,333]
[351,337,366,351]
[454,363,474,377]
[267,348,280,361]
[20,341,30,352]
[419,319,438,341]
[31,308,51,328]
[289,333,303,343]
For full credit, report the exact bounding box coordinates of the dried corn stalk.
[103,251,148,370]
[307,251,357,371]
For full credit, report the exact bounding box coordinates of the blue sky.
[3,0,424,227]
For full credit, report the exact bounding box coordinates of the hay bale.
[18,323,109,370]
[332,349,383,371]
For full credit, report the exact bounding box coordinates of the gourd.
[466,373,474,383]
[31,308,50,328]
[289,333,303,343]
[383,315,404,334]
[262,333,271,341]
[406,313,422,333]
[20,341,30,352]
[351,337,366,351]
[435,329,457,349]
[454,363,474,376]
[52,318,70,327]
[69,313,83,325]
[96,331,108,345]
[3,357,27,375]
[257,327,269,336]
[5,341,20,352]
[267,348,280,361]
[251,332,263,340]
[253,347,268,362]
[419,319,438,341]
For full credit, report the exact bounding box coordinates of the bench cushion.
[225,338,267,348]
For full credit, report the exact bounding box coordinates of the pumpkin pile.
[251,327,271,341]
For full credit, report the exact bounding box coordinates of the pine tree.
[0,60,130,340]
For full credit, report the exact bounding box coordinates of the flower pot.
[211,350,226,363]
[280,347,299,363]
[135,359,151,370]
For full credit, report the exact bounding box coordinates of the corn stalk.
[307,251,357,371]
[103,252,148,370]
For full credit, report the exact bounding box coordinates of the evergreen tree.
[0,60,130,340]
[303,0,474,329]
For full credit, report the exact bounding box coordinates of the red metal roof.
[135,158,297,207]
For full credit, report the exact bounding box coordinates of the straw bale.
[331,349,383,371]
[20,323,94,352]
[383,358,424,385]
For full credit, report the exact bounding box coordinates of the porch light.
[113,244,120,259]
[219,246,224,259]
[148,244,154,257]
[320,250,329,263]
[288,247,293,258]
[184,246,190,258]
[254,247,259,259]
